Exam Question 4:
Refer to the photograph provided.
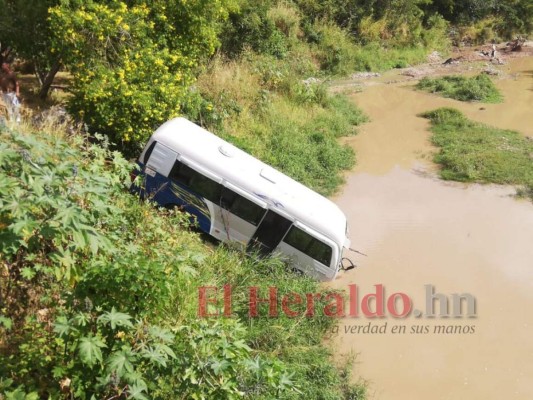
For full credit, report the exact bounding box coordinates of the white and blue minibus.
[131,118,354,281]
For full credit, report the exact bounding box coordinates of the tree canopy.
[0,0,531,147]
[47,0,235,149]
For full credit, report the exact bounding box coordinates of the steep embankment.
[0,121,365,399]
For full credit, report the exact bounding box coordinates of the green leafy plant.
[1,120,362,399]
[0,126,129,333]
[0,379,38,400]
[52,307,178,399]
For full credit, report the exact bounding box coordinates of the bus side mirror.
[341,257,356,271]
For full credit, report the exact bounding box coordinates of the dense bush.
[220,0,290,58]
[424,0,533,39]
[312,22,360,75]
[21,0,450,159]
[48,0,234,154]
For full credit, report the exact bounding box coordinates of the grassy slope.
[0,121,366,399]
[421,108,533,199]
[192,51,368,196]
[190,9,445,196]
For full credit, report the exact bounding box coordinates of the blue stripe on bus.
[131,163,212,233]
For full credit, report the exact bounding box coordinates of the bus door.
[247,210,292,256]
[211,182,267,247]
[276,223,339,281]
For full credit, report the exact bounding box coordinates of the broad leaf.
[210,359,231,375]
[78,335,106,366]
[147,326,174,343]
[127,382,148,400]
[0,316,13,330]
[107,347,136,377]
[140,347,167,368]
[53,316,78,337]
[97,307,133,330]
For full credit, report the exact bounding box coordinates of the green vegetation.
[0,0,60,99]
[423,0,533,42]
[0,122,365,399]
[224,94,364,196]
[47,0,235,152]
[192,52,367,194]
[416,74,503,103]
[218,1,450,75]
[421,108,533,199]
[3,0,452,154]
[2,0,532,397]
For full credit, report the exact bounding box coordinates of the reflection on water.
[330,56,533,399]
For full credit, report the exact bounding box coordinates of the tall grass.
[352,43,431,71]
[192,247,367,399]
[421,108,533,200]
[193,52,368,196]
[311,24,438,75]
[416,74,503,103]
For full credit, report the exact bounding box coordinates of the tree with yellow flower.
[49,0,236,154]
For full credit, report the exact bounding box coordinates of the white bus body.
[131,118,352,281]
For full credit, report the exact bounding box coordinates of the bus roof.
[148,117,349,246]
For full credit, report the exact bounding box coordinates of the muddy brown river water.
[330,56,533,399]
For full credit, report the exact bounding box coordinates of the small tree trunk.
[34,62,45,87]
[38,60,62,100]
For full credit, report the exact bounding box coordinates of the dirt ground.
[331,41,533,89]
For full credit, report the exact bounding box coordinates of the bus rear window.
[169,161,222,203]
[221,188,265,226]
[143,141,157,164]
[283,226,332,266]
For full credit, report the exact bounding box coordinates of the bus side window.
[192,174,222,203]
[169,161,222,203]
[283,226,333,267]
[169,161,194,186]
[221,187,265,226]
